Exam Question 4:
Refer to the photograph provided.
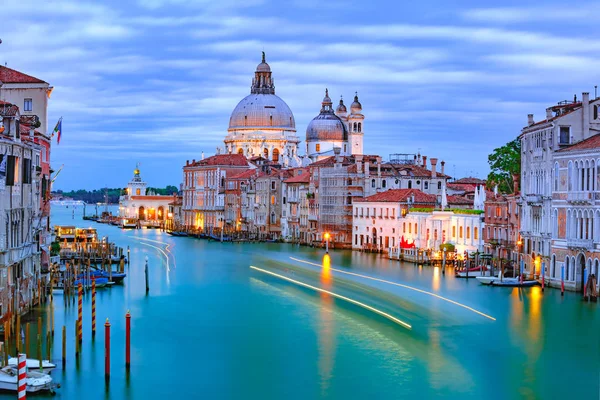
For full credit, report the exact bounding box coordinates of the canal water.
[13,206,599,399]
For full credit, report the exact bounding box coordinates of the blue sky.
[2,0,599,190]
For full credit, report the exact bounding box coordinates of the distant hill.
[52,185,178,204]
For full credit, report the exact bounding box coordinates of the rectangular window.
[559,127,570,145]
[459,226,463,239]
[452,226,456,237]
[316,144,320,152]
[403,222,406,233]
[22,158,32,184]
[24,99,32,112]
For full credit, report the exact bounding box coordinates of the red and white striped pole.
[91,278,96,338]
[105,319,111,384]
[17,353,26,400]
[78,282,83,344]
[125,311,131,369]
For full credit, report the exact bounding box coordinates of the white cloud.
[462,5,600,24]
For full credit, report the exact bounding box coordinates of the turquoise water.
[9,205,598,399]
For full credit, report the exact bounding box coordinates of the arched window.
[270,195,275,205]
[347,192,352,205]
[408,180,412,189]
[452,226,456,237]
[371,179,376,188]
[358,122,362,132]
[554,162,559,191]
[568,161,573,191]
[238,148,244,155]
[136,188,141,195]
[138,206,145,220]
[270,115,273,126]
[382,180,387,188]
[158,206,164,220]
[474,227,478,240]
[437,182,442,190]
[459,226,463,238]
[414,223,418,234]
[273,148,280,162]
[466,227,470,239]
[264,148,269,159]
[565,257,570,281]
[551,254,556,278]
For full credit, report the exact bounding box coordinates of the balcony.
[567,191,594,204]
[524,194,543,205]
[567,238,594,250]
[308,214,318,221]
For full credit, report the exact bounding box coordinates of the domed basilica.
[223,53,364,165]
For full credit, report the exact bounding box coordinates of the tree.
[487,139,521,194]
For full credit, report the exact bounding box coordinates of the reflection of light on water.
[290,257,495,321]
[321,254,332,288]
[137,237,176,269]
[318,284,335,395]
[250,266,412,329]
[138,241,171,285]
[432,267,440,291]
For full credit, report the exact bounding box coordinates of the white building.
[223,53,302,167]
[351,189,484,254]
[119,165,175,226]
[306,90,364,160]
[520,91,600,290]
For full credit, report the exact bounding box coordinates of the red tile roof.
[130,195,173,201]
[189,154,249,167]
[356,189,436,204]
[228,169,257,179]
[284,173,310,183]
[447,195,472,205]
[454,177,486,185]
[557,134,600,152]
[391,163,449,179]
[0,66,46,84]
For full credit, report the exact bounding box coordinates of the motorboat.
[8,357,56,371]
[476,275,540,287]
[74,276,110,288]
[0,366,55,393]
[455,266,490,278]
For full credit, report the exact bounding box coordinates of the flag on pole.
[52,117,62,144]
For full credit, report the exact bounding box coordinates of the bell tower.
[127,163,147,198]
[348,92,364,155]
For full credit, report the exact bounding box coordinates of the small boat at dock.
[8,357,56,371]
[0,366,56,393]
[455,266,490,278]
[476,275,540,287]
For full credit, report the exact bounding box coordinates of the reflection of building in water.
[118,164,176,227]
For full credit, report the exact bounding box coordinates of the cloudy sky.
[2,0,599,190]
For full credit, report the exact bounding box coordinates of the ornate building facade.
[223,53,302,168]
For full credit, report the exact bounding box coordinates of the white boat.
[8,357,56,371]
[0,366,55,393]
[455,266,490,278]
[476,276,540,287]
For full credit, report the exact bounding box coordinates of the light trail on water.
[250,265,412,330]
[137,241,170,272]
[289,257,496,321]
[136,237,177,269]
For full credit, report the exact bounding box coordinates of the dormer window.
[559,126,570,145]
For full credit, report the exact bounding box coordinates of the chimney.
[422,155,427,168]
[430,158,438,178]
[512,173,520,194]
[356,155,363,173]
[192,159,196,164]
[440,160,445,175]
[413,155,417,164]
[186,160,189,166]
[376,156,381,177]
[546,108,553,120]
[583,92,590,138]
[333,146,341,164]
[527,114,534,126]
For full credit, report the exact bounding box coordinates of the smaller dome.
[351,93,362,113]
[256,51,271,72]
[306,114,347,142]
[322,88,332,105]
[336,97,347,114]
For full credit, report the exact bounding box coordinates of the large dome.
[228,93,296,131]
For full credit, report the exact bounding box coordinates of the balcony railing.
[567,238,594,250]
[524,194,543,204]
[567,191,595,204]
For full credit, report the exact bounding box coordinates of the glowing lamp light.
[324,232,330,240]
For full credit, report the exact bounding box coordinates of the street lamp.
[324,232,330,253]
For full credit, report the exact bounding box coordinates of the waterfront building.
[281,168,309,242]
[0,99,46,316]
[224,169,257,235]
[182,154,252,232]
[306,90,364,160]
[520,91,600,290]
[254,167,291,240]
[167,194,183,231]
[118,165,175,227]
[483,188,520,266]
[223,53,303,167]
[0,66,52,137]
[549,133,600,291]
[352,189,484,254]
